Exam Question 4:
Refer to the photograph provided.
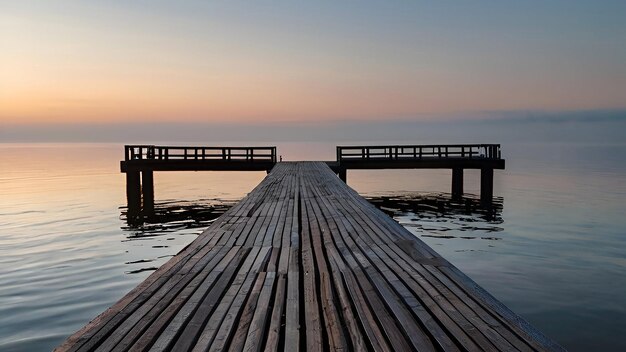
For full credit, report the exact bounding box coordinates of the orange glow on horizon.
[4,70,625,125]
[2,2,625,126]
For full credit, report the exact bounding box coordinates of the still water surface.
[1,142,625,351]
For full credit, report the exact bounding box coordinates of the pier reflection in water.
[367,192,504,243]
[121,198,235,228]
[119,199,235,274]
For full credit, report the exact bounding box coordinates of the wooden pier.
[121,145,277,215]
[334,145,505,202]
[59,161,561,352]
[121,144,505,218]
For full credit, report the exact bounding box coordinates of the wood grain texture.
[56,162,563,352]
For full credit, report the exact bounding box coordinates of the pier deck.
[58,162,561,352]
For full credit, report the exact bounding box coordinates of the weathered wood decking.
[58,162,562,352]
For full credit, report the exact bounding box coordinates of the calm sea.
[1,142,625,351]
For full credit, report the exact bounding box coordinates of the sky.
[1,1,625,132]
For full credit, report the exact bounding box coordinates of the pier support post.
[338,168,347,183]
[452,168,463,199]
[142,170,154,214]
[126,171,141,214]
[480,168,494,204]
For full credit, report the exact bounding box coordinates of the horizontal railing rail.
[337,144,501,161]
[125,145,277,162]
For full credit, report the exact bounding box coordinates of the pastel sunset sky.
[1,1,625,126]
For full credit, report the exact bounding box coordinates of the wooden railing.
[124,145,277,162]
[337,144,501,161]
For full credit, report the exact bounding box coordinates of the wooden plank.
[325,186,471,351]
[299,176,323,352]
[283,250,300,352]
[152,248,250,352]
[263,273,286,351]
[305,164,436,351]
[310,205,391,351]
[262,173,291,247]
[122,246,241,352]
[86,245,232,352]
[300,174,348,351]
[241,271,276,352]
[193,247,270,352]
[301,171,369,351]
[301,167,413,351]
[225,272,267,352]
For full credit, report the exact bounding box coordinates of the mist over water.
[1,134,625,350]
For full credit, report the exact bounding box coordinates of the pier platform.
[58,162,561,351]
